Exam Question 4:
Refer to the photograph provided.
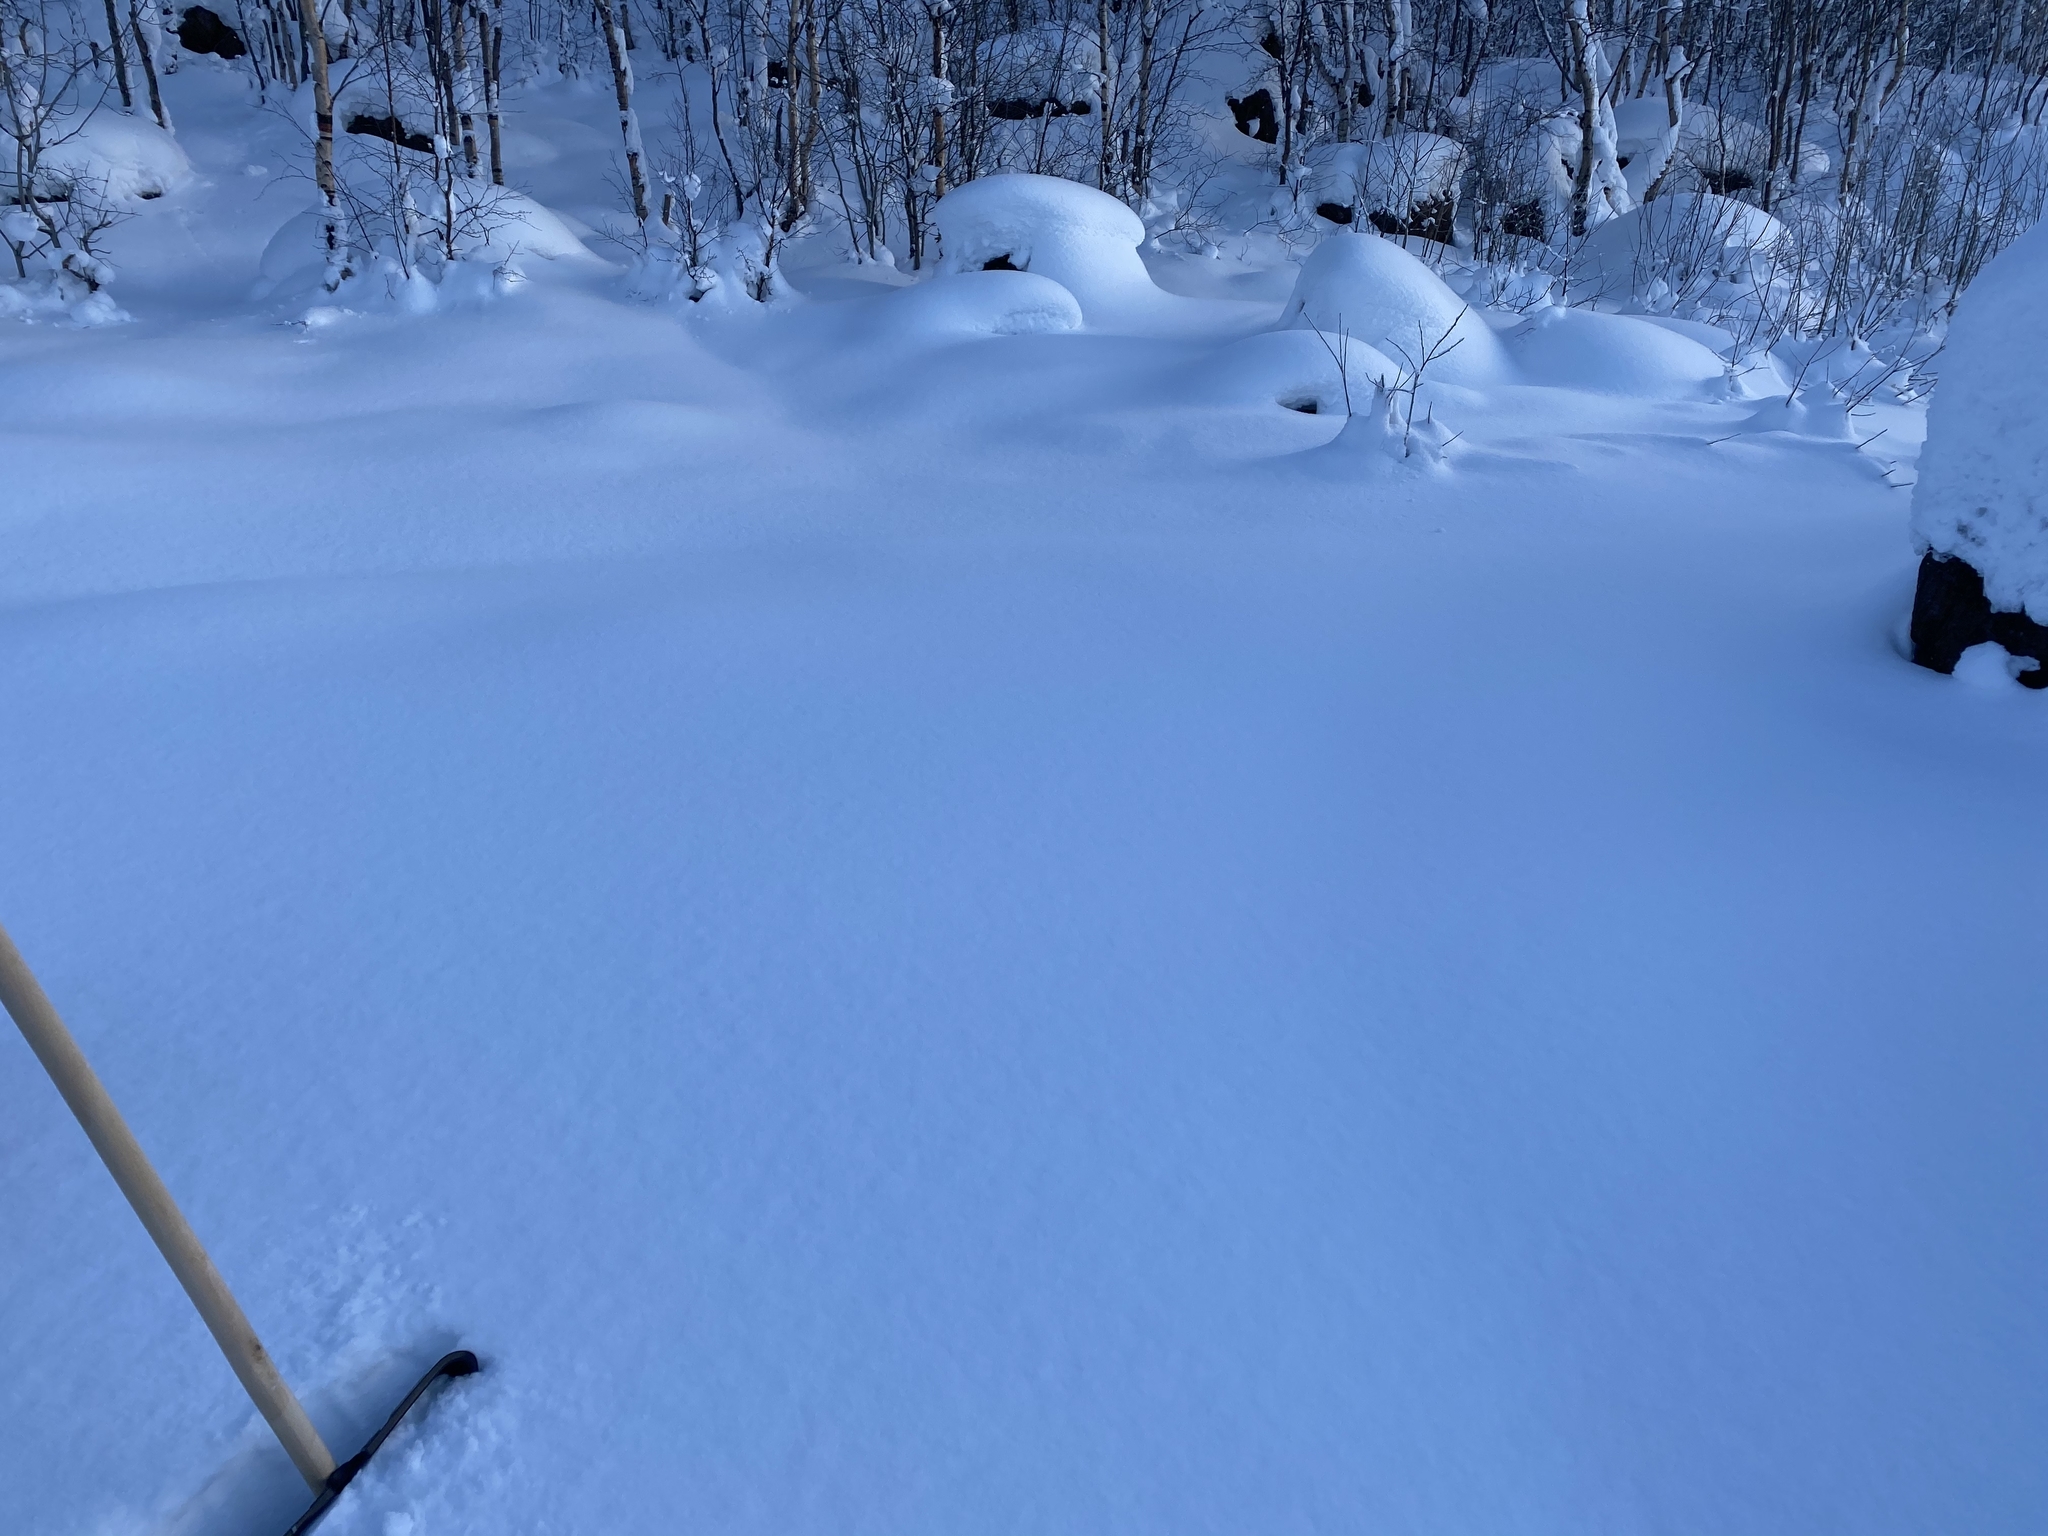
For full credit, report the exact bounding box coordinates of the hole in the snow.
[982,254,1020,271]
[1281,398,1319,414]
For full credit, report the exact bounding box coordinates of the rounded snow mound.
[1509,306,1727,398]
[37,112,192,202]
[258,192,606,299]
[869,268,1084,342]
[1573,192,1784,306]
[1912,216,2048,622]
[932,173,1159,325]
[1187,328,1400,417]
[469,191,608,267]
[1278,232,1509,386]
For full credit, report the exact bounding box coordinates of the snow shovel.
[0,920,478,1535]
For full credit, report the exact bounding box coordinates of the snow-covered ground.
[4,64,2047,1536]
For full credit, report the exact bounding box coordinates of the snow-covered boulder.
[931,173,1162,325]
[1908,216,2048,684]
[1277,231,1510,387]
[1667,107,1827,198]
[1304,133,1465,243]
[33,111,192,202]
[466,190,608,269]
[1572,192,1784,309]
[865,268,1084,344]
[1509,306,1727,398]
[1184,327,1401,417]
[258,190,606,302]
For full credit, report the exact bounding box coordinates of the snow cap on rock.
[1278,231,1510,387]
[1911,215,2048,623]
[868,268,1084,343]
[931,173,1158,325]
[1509,306,1727,399]
[1572,192,1784,308]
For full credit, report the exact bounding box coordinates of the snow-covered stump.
[1908,219,2048,689]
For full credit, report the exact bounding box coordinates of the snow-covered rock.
[1277,231,1511,387]
[257,191,607,306]
[931,173,1163,325]
[1572,192,1784,309]
[1510,305,1727,398]
[867,268,1085,343]
[1908,213,2048,681]
[1303,133,1465,241]
[467,190,609,269]
[1186,327,1401,417]
[33,111,193,202]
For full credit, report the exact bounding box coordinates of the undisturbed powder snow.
[0,61,2043,1536]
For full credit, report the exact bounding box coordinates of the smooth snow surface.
[1911,215,2048,620]
[2,67,2046,1536]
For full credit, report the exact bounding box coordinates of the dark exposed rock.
[176,6,246,58]
[1910,551,2048,686]
[1227,88,1277,144]
[1368,193,1456,244]
[987,97,1089,121]
[1501,199,1546,240]
[347,114,435,153]
[1701,167,1757,196]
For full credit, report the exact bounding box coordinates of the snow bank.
[1510,306,1727,398]
[1277,232,1510,386]
[932,173,1164,326]
[35,111,193,202]
[1911,215,2048,624]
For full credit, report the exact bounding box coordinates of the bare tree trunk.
[1095,0,1112,192]
[1567,0,1597,236]
[928,0,947,196]
[453,0,479,176]
[101,0,133,110]
[485,6,504,185]
[1880,0,1911,110]
[294,0,343,280]
[597,0,649,223]
[130,0,171,130]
